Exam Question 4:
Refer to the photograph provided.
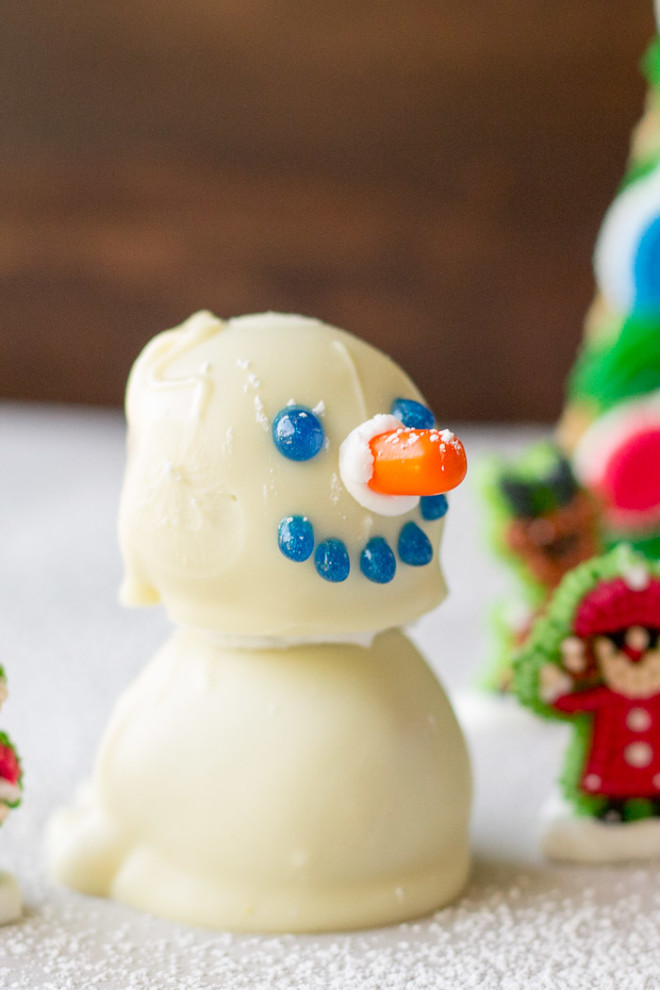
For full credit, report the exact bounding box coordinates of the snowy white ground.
[1,405,659,989]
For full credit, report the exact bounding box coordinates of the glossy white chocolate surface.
[118,312,447,637]
[49,627,470,931]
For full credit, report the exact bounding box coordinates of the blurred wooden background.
[0,1,654,420]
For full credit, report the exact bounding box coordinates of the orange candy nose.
[368,428,467,497]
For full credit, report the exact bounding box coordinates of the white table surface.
[0,403,658,990]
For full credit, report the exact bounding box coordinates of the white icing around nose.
[339,414,420,516]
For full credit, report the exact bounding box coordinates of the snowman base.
[0,872,21,924]
[48,627,472,932]
[541,792,660,863]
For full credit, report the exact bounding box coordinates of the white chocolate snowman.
[48,312,471,932]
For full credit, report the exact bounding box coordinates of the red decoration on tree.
[0,743,21,789]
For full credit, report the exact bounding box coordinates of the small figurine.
[481,443,600,691]
[48,312,471,932]
[0,669,23,923]
[514,544,660,861]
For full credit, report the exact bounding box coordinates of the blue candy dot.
[360,537,396,584]
[420,493,449,521]
[633,214,660,312]
[391,397,434,430]
[278,515,315,562]
[314,539,350,582]
[398,521,433,566]
[272,406,325,461]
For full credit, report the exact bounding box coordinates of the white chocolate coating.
[48,628,471,931]
[49,312,471,931]
[118,312,447,637]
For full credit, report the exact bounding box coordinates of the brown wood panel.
[0,1,654,419]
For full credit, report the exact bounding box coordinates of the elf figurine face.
[591,625,660,699]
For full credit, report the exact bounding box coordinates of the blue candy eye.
[420,494,449,521]
[360,537,396,584]
[398,522,433,566]
[314,539,350,582]
[278,515,315,562]
[391,398,434,430]
[272,406,325,461]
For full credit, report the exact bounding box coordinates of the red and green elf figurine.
[515,545,660,861]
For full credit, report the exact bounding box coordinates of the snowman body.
[48,312,471,931]
[52,628,469,931]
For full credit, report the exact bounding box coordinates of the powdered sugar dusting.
[3,857,660,989]
[253,395,269,430]
[329,472,343,506]
[220,426,234,457]
[235,360,269,429]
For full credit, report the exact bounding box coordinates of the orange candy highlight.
[368,428,467,497]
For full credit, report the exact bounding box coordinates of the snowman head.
[118,312,466,639]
